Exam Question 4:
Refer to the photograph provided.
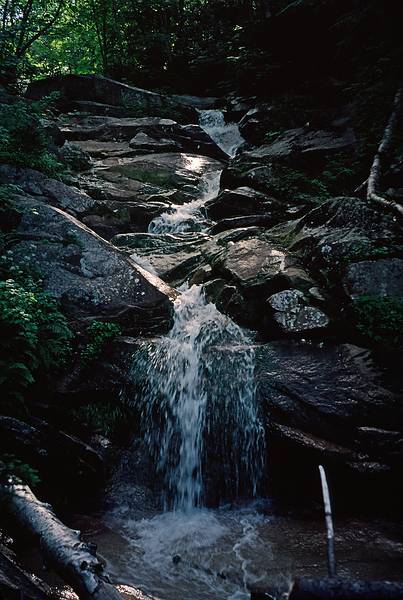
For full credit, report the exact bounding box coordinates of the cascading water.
[104,111,273,600]
[134,284,265,512]
[148,169,220,234]
[199,109,245,158]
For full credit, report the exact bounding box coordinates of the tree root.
[367,84,403,219]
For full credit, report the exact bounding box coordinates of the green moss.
[116,164,173,187]
[353,295,403,350]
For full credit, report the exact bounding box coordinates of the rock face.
[205,186,283,221]
[343,258,403,300]
[256,340,403,502]
[12,194,176,334]
[26,74,196,122]
[0,415,104,500]
[250,126,356,164]
[0,164,96,216]
[60,115,228,161]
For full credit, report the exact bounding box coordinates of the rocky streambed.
[1,74,403,599]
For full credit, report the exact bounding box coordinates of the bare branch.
[319,465,337,578]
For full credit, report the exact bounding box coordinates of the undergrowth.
[0,94,64,177]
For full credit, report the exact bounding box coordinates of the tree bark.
[367,84,403,219]
[0,484,123,600]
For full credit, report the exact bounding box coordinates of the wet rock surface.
[2,80,403,597]
[256,340,403,496]
[11,194,176,334]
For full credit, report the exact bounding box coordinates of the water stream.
[105,112,273,599]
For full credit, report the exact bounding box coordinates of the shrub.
[0,96,63,177]
[0,275,73,410]
[71,401,132,438]
[353,295,403,350]
[81,321,122,362]
[0,454,40,487]
[269,165,330,203]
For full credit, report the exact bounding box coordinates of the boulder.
[72,99,157,117]
[267,289,329,333]
[112,231,210,286]
[219,238,287,290]
[210,214,275,234]
[256,340,403,499]
[59,141,92,171]
[343,258,403,301]
[26,74,196,122]
[0,164,96,216]
[129,131,180,153]
[205,186,284,220]
[238,105,273,145]
[59,114,227,160]
[60,115,178,142]
[11,194,176,334]
[72,140,140,159]
[81,198,171,239]
[247,126,356,165]
[288,197,401,279]
[95,153,221,193]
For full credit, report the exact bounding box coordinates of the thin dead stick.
[319,465,337,578]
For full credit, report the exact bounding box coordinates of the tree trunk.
[0,484,123,600]
[367,84,403,219]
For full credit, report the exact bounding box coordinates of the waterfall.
[198,109,245,158]
[131,284,265,512]
[148,169,220,234]
[126,111,263,512]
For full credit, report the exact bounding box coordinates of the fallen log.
[289,577,403,600]
[367,84,403,219]
[0,484,122,600]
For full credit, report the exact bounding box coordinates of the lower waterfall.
[132,283,265,511]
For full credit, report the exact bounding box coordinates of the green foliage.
[0,454,40,487]
[353,295,403,350]
[81,321,122,362]
[0,97,63,177]
[268,165,330,204]
[321,154,361,195]
[72,401,132,438]
[0,267,73,410]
